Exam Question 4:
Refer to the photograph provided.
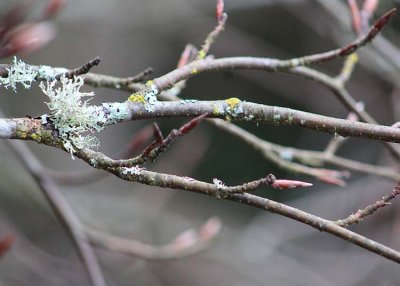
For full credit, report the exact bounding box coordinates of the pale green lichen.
[0,57,37,91]
[40,75,99,157]
[179,99,198,104]
[37,65,68,81]
[0,57,72,92]
[121,166,145,175]
[280,149,293,161]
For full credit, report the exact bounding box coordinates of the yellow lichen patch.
[16,130,27,139]
[198,50,206,59]
[145,80,154,87]
[212,104,220,115]
[30,133,41,142]
[191,68,198,75]
[128,93,146,103]
[225,97,241,111]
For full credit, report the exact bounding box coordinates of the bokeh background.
[0,0,400,285]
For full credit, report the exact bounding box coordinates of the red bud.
[271,179,313,189]
[216,0,224,21]
[8,22,56,55]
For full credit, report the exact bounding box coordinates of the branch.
[210,118,400,184]
[150,8,395,93]
[86,217,222,260]
[101,167,400,264]
[335,184,400,227]
[56,57,101,80]
[5,139,106,286]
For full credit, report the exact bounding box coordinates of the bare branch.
[86,217,222,260]
[5,139,107,286]
[102,167,400,264]
[335,184,400,227]
[56,57,101,80]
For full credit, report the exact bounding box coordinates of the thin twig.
[290,66,400,160]
[196,0,227,60]
[151,9,395,93]
[79,114,208,168]
[209,118,400,182]
[5,140,107,286]
[56,57,101,80]
[336,183,400,227]
[100,167,400,264]
[86,217,222,260]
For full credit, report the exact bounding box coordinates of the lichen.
[40,75,99,157]
[198,50,206,59]
[128,93,146,103]
[37,65,67,81]
[225,97,243,118]
[225,97,241,111]
[0,57,37,91]
[129,83,159,112]
[30,133,41,142]
[212,104,221,115]
[179,99,198,104]
[122,166,145,175]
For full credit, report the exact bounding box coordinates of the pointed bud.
[43,0,67,19]
[216,0,224,22]
[172,229,198,250]
[363,0,379,15]
[0,235,15,257]
[199,217,222,241]
[271,179,313,189]
[7,22,56,55]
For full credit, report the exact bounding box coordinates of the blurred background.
[0,0,400,285]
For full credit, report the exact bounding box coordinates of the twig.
[117,67,153,85]
[324,107,360,156]
[151,9,395,93]
[5,140,107,286]
[86,217,222,260]
[100,167,400,264]
[336,183,400,227]
[209,118,400,182]
[57,57,101,80]
[348,0,362,34]
[290,66,400,160]
[80,114,208,168]
[197,0,227,60]
[335,53,359,84]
